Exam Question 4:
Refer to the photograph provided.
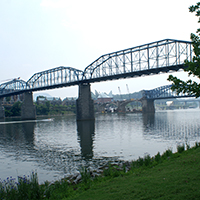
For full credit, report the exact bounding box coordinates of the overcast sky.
[0,0,198,99]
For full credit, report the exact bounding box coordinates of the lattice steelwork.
[83,39,192,82]
[143,85,195,100]
[0,79,28,95]
[0,39,193,97]
[27,66,83,90]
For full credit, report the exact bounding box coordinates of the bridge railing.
[83,39,192,81]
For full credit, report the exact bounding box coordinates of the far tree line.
[4,100,76,117]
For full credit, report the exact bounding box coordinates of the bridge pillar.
[21,92,36,120]
[141,98,155,113]
[76,83,94,120]
[117,101,126,113]
[0,98,5,119]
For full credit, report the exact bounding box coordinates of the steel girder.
[143,85,195,100]
[27,66,83,90]
[0,39,193,97]
[83,39,192,82]
[0,79,28,96]
[0,66,83,97]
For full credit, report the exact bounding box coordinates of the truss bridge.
[0,39,193,120]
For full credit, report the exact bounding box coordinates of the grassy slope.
[69,148,200,200]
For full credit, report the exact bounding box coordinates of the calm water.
[1,109,200,183]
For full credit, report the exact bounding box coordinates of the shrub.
[144,154,151,167]
[177,144,185,153]
[155,152,161,163]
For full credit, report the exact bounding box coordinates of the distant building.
[62,97,77,106]
[96,92,113,103]
[36,96,62,105]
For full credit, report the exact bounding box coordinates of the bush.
[177,144,185,153]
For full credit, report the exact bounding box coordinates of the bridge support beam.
[0,98,5,119]
[141,99,155,113]
[76,83,94,120]
[21,92,36,120]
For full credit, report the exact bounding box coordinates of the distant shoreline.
[4,113,76,119]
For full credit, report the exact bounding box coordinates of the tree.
[11,101,22,116]
[168,2,200,97]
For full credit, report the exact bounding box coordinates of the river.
[0,109,200,183]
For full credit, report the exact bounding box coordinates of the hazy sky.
[0,0,198,99]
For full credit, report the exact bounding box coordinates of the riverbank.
[1,143,200,199]
[3,112,75,119]
[73,145,200,200]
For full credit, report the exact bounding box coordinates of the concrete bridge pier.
[141,98,155,113]
[76,83,94,120]
[21,92,36,120]
[117,101,126,113]
[0,98,5,119]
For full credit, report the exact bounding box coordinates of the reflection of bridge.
[0,39,193,120]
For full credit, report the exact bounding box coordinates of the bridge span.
[0,39,193,120]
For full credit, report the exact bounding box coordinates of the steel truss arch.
[27,66,83,89]
[143,85,196,100]
[0,79,28,95]
[82,39,192,81]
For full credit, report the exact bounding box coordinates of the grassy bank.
[72,145,200,200]
[1,144,200,199]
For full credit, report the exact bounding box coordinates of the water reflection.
[1,111,200,183]
[143,113,155,127]
[22,122,35,146]
[77,120,95,159]
[142,110,200,142]
[0,121,35,148]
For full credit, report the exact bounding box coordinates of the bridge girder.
[83,39,192,81]
[0,39,193,98]
[143,84,196,100]
[27,66,83,90]
[0,79,28,96]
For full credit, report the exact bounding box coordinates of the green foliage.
[195,141,200,148]
[11,101,22,116]
[154,151,161,163]
[5,101,22,117]
[74,146,200,200]
[177,144,185,153]
[35,101,50,115]
[161,148,173,159]
[80,167,91,184]
[0,172,43,200]
[144,154,151,166]
[168,2,200,97]
[35,101,76,116]
[136,156,144,167]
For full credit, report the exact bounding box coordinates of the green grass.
[1,144,200,199]
[68,145,200,200]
